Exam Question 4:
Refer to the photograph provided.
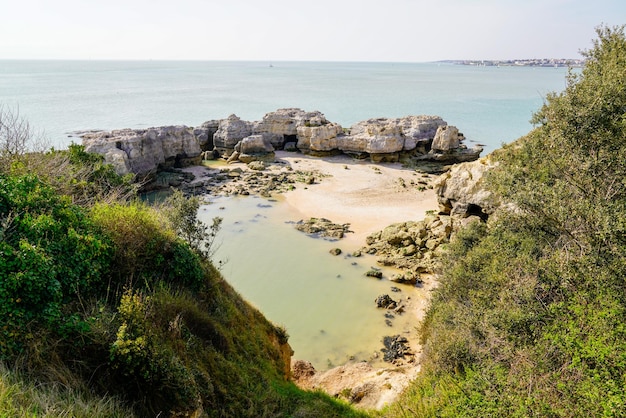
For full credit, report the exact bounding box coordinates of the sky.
[0,0,624,62]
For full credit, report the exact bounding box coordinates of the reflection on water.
[197,195,426,370]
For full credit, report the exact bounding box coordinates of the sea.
[0,60,571,153]
[1,60,572,370]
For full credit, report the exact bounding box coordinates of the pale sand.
[276,151,439,248]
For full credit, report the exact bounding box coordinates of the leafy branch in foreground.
[162,189,223,260]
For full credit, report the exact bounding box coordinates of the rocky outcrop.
[291,359,420,410]
[435,156,498,219]
[194,120,220,150]
[254,108,331,149]
[339,118,405,157]
[296,123,344,154]
[361,214,459,278]
[375,294,398,309]
[81,108,482,179]
[82,126,202,178]
[381,335,412,362]
[233,135,276,164]
[339,116,450,161]
[397,115,446,152]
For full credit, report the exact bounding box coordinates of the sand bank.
[276,151,439,247]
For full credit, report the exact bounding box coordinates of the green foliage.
[386,25,626,417]
[0,170,360,416]
[90,200,204,291]
[162,189,223,259]
[0,173,111,357]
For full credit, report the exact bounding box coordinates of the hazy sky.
[1,0,624,62]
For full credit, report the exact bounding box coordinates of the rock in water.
[294,218,352,240]
[381,335,411,362]
[375,294,397,309]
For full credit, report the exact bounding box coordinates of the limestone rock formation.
[431,125,461,151]
[291,359,420,410]
[294,218,352,240]
[82,126,202,178]
[81,108,483,179]
[435,156,498,218]
[254,108,331,149]
[362,214,459,276]
[296,123,344,154]
[397,115,446,152]
[339,118,405,155]
[213,114,253,153]
[194,120,220,150]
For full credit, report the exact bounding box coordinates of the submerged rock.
[295,218,352,240]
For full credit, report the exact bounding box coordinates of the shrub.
[91,201,204,292]
[0,173,111,358]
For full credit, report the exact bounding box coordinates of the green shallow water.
[197,195,425,370]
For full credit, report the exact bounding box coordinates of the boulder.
[103,147,131,176]
[381,335,411,362]
[294,218,352,240]
[236,135,275,154]
[375,294,397,309]
[396,115,446,152]
[232,135,276,163]
[291,360,317,381]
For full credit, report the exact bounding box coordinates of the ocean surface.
[1,60,571,154]
[1,60,572,369]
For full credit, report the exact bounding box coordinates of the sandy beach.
[276,151,440,246]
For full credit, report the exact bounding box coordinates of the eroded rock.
[435,156,498,218]
[82,125,202,178]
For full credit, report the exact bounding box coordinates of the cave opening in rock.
[283,134,297,149]
[467,203,489,221]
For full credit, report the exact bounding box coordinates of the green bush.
[385,25,626,417]
[0,173,111,357]
[91,201,204,292]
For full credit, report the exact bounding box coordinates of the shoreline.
[188,151,442,409]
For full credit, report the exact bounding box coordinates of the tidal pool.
[197,195,426,370]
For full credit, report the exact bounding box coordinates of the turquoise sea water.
[1,60,570,154]
[1,60,573,369]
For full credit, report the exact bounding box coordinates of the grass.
[0,363,133,418]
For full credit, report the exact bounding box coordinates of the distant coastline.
[442,58,585,68]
